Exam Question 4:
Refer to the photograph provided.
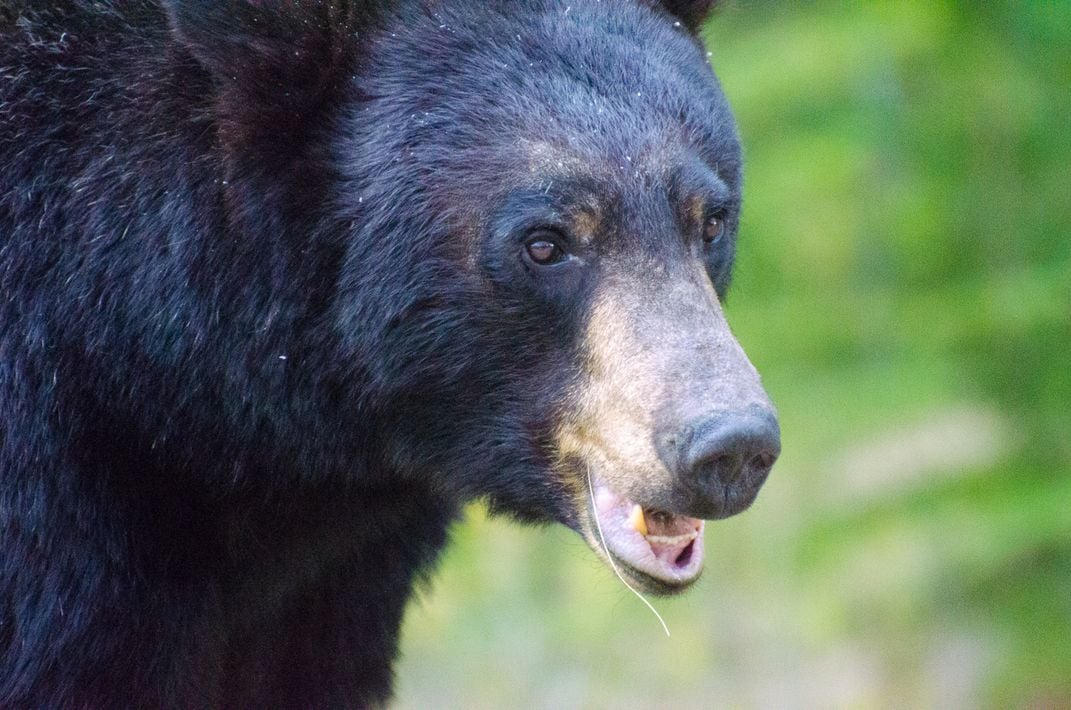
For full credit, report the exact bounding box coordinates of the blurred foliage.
[396,2,1071,707]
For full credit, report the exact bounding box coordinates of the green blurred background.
[395,3,1071,707]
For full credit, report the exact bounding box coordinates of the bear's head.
[168,0,778,595]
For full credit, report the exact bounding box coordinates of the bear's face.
[330,1,780,593]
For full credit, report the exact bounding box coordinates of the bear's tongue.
[592,482,704,586]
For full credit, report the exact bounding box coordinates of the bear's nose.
[658,407,781,518]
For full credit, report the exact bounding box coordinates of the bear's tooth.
[628,504,648,536]
[646,531,698,545]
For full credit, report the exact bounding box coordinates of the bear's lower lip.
[585,476,705,593]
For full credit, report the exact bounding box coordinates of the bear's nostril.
[749,452,776,473]
[669,409,781,511]
[696,454,736,484]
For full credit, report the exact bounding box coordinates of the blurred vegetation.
[395,3,1071,707]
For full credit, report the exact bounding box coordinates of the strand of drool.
[587,467,671,637]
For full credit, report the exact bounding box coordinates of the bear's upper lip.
[583,474,705,593]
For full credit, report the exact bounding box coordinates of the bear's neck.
[8,464,458,706]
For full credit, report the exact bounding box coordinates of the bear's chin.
[581,474,706,595]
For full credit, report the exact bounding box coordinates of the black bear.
[0,0,780,705]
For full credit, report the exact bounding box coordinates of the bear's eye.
[703,214,726,245]
[524,231,567,266]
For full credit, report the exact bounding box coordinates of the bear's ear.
[163,1,378,160]
[652,0,721,33]
[163,1,365,92]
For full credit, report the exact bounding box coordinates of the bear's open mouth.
[586,476,705,593]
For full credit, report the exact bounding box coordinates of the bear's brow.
[519,139,590,176]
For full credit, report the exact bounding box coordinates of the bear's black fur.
[0,0,768,706]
